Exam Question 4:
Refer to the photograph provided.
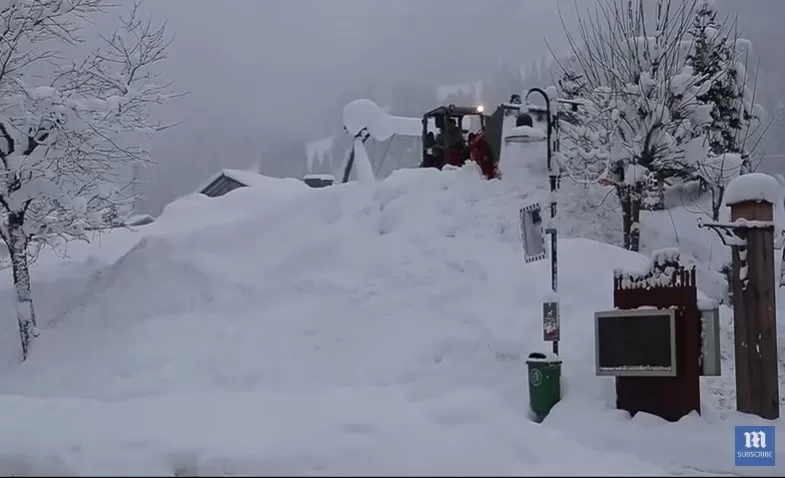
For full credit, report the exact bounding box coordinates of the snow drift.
[0,165,782,475]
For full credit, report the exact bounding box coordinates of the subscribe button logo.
[735,426,775,467]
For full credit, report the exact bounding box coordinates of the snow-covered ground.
[0,163,783,475]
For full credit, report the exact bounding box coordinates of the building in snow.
[303,173,335,188]
[198,169,268,198]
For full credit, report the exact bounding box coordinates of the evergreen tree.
[686,0,764,220]
[558,69,587,123]
[557,68,608,179]
[687,1,752,160]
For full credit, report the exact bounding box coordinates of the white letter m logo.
[744,431,768,449]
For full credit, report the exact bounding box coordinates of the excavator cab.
[420,104,500,179]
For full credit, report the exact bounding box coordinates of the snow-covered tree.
[685,0,765,220]
[0,0,179,360]
[687,1,763,163]
[557,0,711,251]
[556,60,610,180]
[688,136,744,221]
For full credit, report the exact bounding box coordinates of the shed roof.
[196,168,312,198]
[196,169,271,195]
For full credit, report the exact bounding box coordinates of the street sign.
[520,203,546,263]
[543,300,560,341]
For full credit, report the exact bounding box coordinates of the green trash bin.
[526,352,562,422]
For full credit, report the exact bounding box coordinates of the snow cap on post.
[724,173,782,206]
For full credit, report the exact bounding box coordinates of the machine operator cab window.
[431,114,469,168]
[421,105,498,179]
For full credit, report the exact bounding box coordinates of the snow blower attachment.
[419,104,502,180]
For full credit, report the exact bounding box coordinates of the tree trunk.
[740,155,751,176]
[629,189,642,252]
[620,186,632,250]
[8,225,38,361]
[618,184,643,252]
[711,185,723,221]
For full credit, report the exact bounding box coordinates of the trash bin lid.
[526,351,562,364]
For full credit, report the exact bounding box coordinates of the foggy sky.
[102,0,783,213]
[148,0,565,131]
[124,0,572,212]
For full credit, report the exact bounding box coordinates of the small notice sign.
[543,301,560,342]
[520,203,547,263]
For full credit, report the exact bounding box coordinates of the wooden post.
[729,199,780,419]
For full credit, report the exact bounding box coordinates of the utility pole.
[526,88,561,357]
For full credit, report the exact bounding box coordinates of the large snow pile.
[0,165,782,475]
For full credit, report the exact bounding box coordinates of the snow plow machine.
[420,104,509,180]
[418,100,549,181]
[341,98,535,183]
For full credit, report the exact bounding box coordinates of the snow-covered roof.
[724,172,782,206]
[196,169,272,195]
[304,174,335,181]
[303,173,335,188]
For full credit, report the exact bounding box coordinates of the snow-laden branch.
[555,0,723,190]
[553,0,713,252]
[0,0,182,360]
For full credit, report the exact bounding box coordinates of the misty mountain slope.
[0,165,782,475]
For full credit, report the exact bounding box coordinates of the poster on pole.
[543,300,560,341]
[520,203,547,263]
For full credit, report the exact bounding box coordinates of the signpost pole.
[527,87,560,357]
[516,88,568,420]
